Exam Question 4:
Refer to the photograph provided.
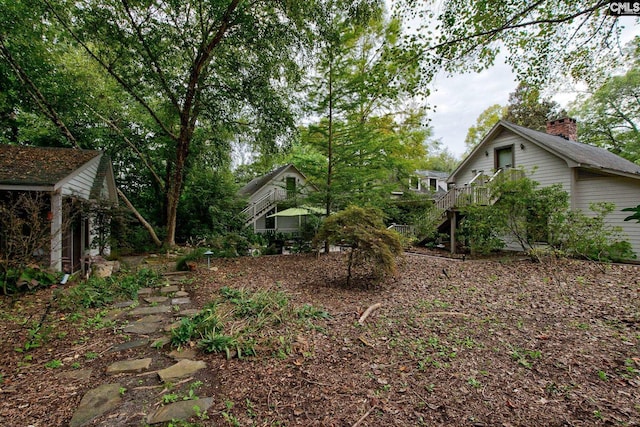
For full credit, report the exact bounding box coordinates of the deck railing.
[435,168,524,211]
[241,189,288,225]
[387,223,415,237]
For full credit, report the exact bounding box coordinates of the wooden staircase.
[240,189,288,227]
[416,169,506,242]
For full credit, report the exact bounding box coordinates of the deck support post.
[449,210,457,254]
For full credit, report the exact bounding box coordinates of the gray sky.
[429,25,640,159]
[427,58,589,159]
[428,58,516,158]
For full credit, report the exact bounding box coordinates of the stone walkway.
[66,272,213,426]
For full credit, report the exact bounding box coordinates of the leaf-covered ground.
[1,251,639,426]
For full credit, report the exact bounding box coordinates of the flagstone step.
[144,296,169,304]
[69,383,123,427]
[106,358,152,374]
[128,305,172,316]
[146,397,214,425]
[159,285,181,294]
[158,359,207,382]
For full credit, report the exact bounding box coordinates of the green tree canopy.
[396,0,630,88]
[571,39,640,163]
[296,6,429,213]
[464,104,506,153]
[1,0,328,246]
[504,82,564,130]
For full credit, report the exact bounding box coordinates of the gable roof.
[0,145,102,187]
[416,170,449,179]
[239,164,306,196]
[450,120,640,181]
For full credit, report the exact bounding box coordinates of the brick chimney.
[546,117,577,141]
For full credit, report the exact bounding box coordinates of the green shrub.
[552,202,635,262]
[314,206,404,286]
[0,267,60,295]
[176,248,206,271]
[57,268,160,310]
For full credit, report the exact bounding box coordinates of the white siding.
[574,173,640,257]
[62,156,100,199]
[453,130,572,191]
[248,167,308,204]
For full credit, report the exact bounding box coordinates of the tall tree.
[299,3,428,212]
[30,0,318,246]
[464,104,506,152]
[571,40,640,163]
[504,82,563,130]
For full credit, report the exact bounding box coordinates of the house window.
[495,145,514,170]
[409,177,420,190]
[286,177,296,198]
[429,178,437,191]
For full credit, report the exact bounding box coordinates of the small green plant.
[509,346,542,369]
[193,404,209,420]
[467,377,481,388]
[222,411,239,427]
[85,351,98,360]
[71,362,81,369]
[15,323,52,353]
[162,393,179,404]
[45,359,62,369]
[119,387,127,396]
[597,370,608,381]
[295,304,330,320]
[198,330,241,359]
[183,381,203,401]
[85,311,114,329]
[171,305,220,347]
[246,399,257,418]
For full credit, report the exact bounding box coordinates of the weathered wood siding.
[574,171,640,257]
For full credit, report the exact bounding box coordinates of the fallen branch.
[358,303,382,325]
[352,405,376,427]
[118,188,162,247]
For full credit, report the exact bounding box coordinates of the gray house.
[441,118,640,255]
[239,164,317,235]
[0,145,118,272]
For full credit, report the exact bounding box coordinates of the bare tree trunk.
[324,53,334,255]
[117,188,162,247]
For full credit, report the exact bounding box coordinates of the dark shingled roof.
[416,170,450,179]
[0,145,101,187]
[239,164,291,196]
[501,121,640,176]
